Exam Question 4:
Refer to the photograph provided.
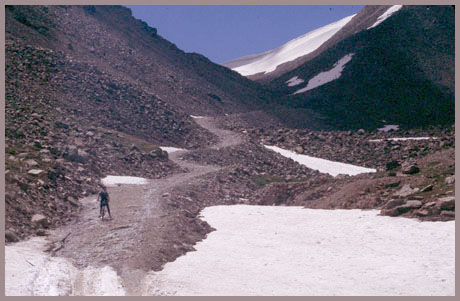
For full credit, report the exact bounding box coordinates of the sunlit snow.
[159,146,185,153]
[378,124,399,132]
[141,205,455,296]
[264,145,375,176]
[190,115,205,119]
[285,76,305,87]
[101,175,149,187]
[293,53,354,94]
[367,5,403,29]
[369,137,437,142]
[232,14,355,76]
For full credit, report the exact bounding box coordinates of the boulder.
[394,184,419,197]
[402,165,420,175]
[405,200,423,209]
[445,176,455,184]
[294,146,304,154]
[24,159,39,166]
[440,210,455,218]
[420,184,434,192]
[383,199,405,209]
[28,169,44,176]
[416,209,430,217]
[31,214,50,228]
[437,196,455,210]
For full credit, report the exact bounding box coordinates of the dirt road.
[46,116,243,295]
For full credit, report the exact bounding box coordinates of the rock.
[28,169,44,175]
[5,230,19,242]
[24,159,39,166]
[416,209,430,217]
[380,207,400,217]
[420,184,434,192]
[437,196,455,210]
[385,160,400,171]
[422,201,437,208]
[394,184,419,197]
[440,210,455,218]
[383,199,405,209]
[31,214,50,228]
[445,176,455,184]
[405,200,422,208]
[402,165,420,175]
[357,129,365,135]
[294,146,304,154]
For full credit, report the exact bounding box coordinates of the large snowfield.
[368,5,403,29]
[232,14,355,76]
[5,206,455,296]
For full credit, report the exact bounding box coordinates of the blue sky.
[126,5,364,64]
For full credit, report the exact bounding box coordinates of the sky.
[126,5,364,64]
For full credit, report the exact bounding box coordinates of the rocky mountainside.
[5,5,271,241]
[267,5,454,130]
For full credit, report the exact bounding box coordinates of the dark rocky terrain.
[4,5,455,284]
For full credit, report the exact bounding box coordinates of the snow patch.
[5,237,125,296]
[293,53,354,94]
[369,137,438,142]
[264,145,375,176]
[378,124,399,132]
[368,5,403,29]
[140,205,455,296]
[101,175,149,187]
[232,14,355,76]
[190,115,205,119]
[285,76,304,87]
[159,146,185,153]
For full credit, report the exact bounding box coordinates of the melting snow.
[369,137,438,142]
[140,205,455,296]
[159,146,185,153]
[232,14,355,76]
[368,5,403,29]
[264,145,375,177]
[101,175,149,187]
[285,76,305,87]
[378,124,399,132]
[293,53,354,94]
[5,237,126,296]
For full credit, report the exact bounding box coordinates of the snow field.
[264,145,376,176]
[159,146,185,153]
[293,53,354,94]
[285,76,304,87]
[369,137,437,142]
[140,205,455,296]
[232,14,355,76]
[101,175,149,187]
[368,5,403,29]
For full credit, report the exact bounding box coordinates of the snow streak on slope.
[293,53,354,94]
[367,5,403,29]
[285,76,304,87]
[101,175,149,187]
[264,145,375,176]
[230,14,355,76]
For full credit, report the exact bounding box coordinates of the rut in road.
[48,116,243,295]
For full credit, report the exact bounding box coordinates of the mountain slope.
[4,5,272,241]
[266,5,454,130]
[223,6,399,82]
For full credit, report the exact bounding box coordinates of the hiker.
[97,185,112,220]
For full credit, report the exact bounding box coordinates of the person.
[97,185,112,220]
